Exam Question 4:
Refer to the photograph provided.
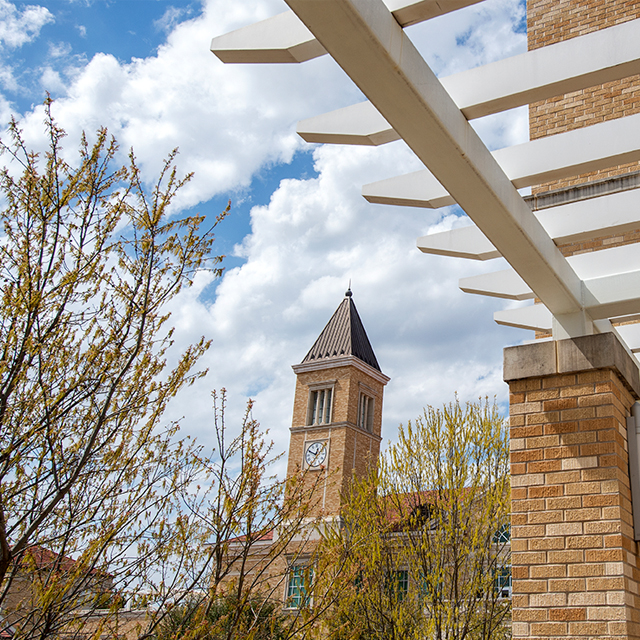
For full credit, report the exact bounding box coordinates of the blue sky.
[0,0,529,471]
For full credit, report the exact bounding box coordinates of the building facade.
[507,2,640,639]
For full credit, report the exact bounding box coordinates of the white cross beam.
[210,1,484,64]
[297,18,640,141]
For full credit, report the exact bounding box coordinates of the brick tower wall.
[287,362,385,519]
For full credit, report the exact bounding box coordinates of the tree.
[0,103,226,638]
[159,389,349,640]
[323,398,511,640]
[154,593,288,640]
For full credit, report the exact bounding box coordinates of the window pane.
[287,565,313,608]
[493,524,511,543]
[309,389,332,425]
[386,570,409,602]
[310,391,318,425]
[358,393,374,431]
[494,566,512,598]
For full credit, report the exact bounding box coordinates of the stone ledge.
[504,334,640,399]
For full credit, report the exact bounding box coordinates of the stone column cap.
[504,333,640,399]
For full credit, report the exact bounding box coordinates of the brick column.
[504,334,640,640]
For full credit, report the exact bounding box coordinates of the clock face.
[305,441,327,468]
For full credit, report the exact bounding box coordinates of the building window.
[419,573,443,601]
[358,393,374,432]
[494,566,512,599]
[386,570,409,602]
[286,565,313,609]
[493,524,510,543]
[308,388,332,425]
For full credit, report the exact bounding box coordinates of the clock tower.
[286,289,389,519]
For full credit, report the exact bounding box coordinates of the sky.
[0,0,530,475]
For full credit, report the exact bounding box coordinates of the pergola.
[211,6,640,632]
[210,0,640,352]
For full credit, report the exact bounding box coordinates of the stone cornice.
[504,333,640,398]
[290,420,383,443]
[292,355,390,385]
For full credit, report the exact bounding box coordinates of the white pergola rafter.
[417,187,640,261]
[210,0,484,63]
[362,112,640,209]
[297,18,640,141]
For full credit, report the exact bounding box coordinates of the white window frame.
[494,565,512,599]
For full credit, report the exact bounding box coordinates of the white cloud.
[154,5,194,34]
[0,0,53,101]
[40,66,67,94]
[162,141,526,476]
[409,0,526,76]
[0,0,53,49]
[11,0,362,212]
[48,41,72,59]
[7,0,527,203]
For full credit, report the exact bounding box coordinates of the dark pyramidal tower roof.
[301,289,381,372]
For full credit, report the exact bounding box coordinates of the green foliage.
[155,594,287,640]
[322,398,511,640]
[0,101,226,637]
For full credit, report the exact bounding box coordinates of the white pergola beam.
[546,188,640,245]
[210,0,484,64]
[210,11,326,64]
[584,272,640,320]
[385,0,484,26]
[297,18,640,143]
[417,225,499,261]
[495,302,640,350]
[460,269,534,300]
[284,0,585,322]
[461,243,640,298]
[448,17,640,119]
[364,111,640,209]
[418,187,640,261]
[298,101,398,146]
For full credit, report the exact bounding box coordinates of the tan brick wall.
[509,368,640,639]
[220,535,322,611]
[528,0,640,194]
[528,0,640,337]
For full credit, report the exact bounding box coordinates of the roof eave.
[292,354,390,385]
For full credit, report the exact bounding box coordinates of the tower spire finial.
[345,279,352,297]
